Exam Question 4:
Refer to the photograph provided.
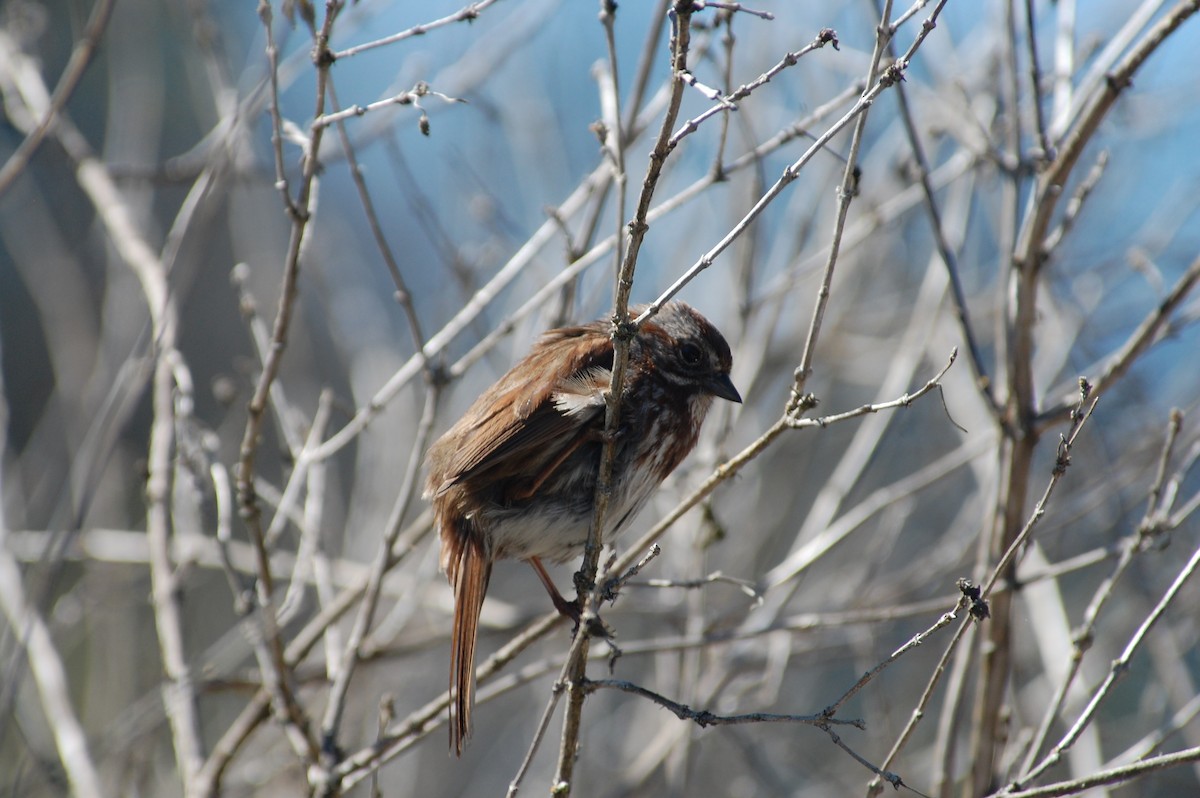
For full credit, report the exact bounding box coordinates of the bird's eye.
[679,341,704,366]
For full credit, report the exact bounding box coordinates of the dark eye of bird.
[679,341,704,366]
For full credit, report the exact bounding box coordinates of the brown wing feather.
[427,324,613,497]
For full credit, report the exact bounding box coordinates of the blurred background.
[2,0,1200,795]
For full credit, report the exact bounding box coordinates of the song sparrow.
[424,301,740,754]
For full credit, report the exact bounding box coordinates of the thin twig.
[1040,150,1108,255]
[983,383,1099,598]
[824,596,965,718]
[892,65,1001,417]
[668,29,839,150]
[786,349,958,430]
[583,678,864,729]
[1011,533,1200,788]
[1017,408,1184,776]
[333,0,503,60]
[311,82,465,131]
[635,570,761,604]
[868,601,976,797]
[1036,255,1200,429]
[692,0,774,19]
[994,745,1200,798]
[259,0,296,217]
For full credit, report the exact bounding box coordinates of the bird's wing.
[429,326,613,497]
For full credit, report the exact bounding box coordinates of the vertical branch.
[235,0,349,768]
[890,41,1001,418]
[1023,0,1050,159]
[259,0,296,217]
[148,330,210,796]
[622,0,673,134]
[613,3,694,317]
[711,12,737,177]
[967,0,1038,791]
[309,70,443,776]
[553,3,695,791]
[792,0,898,395]
[600,0,628,280]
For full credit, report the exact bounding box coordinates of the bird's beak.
[708,372,742,403]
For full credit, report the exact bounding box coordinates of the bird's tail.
[446,529,491,756]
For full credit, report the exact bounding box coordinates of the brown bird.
[424,301,740,754]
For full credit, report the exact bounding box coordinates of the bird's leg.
[528,557,616,642]
[527,556,581,624]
